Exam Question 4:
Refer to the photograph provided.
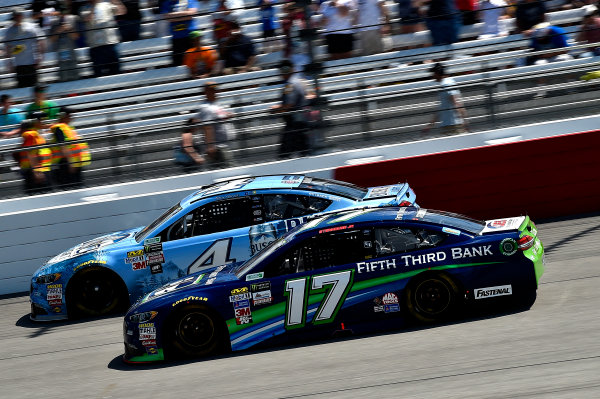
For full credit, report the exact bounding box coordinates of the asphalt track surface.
[1,214,599,399]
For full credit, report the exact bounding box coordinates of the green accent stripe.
[226,261,502,336]
[126,348,164,363]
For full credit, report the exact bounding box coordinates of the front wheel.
[405,273,459,323]
[165,305,223,359]
[67,267,128,318]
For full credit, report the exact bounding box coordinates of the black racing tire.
[405,273,460,323]
[67,266,129,318]
[164,305,224,360]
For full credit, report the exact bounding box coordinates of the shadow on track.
[15,312,126,339]
[107,303,535,371]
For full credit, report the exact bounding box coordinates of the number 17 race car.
[30,175,416,321]
[123,206,544,363]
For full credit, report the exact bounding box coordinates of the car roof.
[180,175,368,206]
[305,207,485,235]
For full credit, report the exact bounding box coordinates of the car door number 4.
[284,270,354,329]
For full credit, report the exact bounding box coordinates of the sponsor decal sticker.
[488,220,507,229]
[246,272,264,281]
[474,285,512,299]
[384,304,400,313]
[229,293,251,302]
[127,249,144,258]
[500,238,518,256]
[132,261,147,271]
[145,346,159,355]
[252,290,272,306]
[318,224,354,234]
[206,277,216,285]
[251,281,271,292]
[73,259,106,272]
[144,237,161,245]
[395,208,407,220]
[234,299,250,308]
[146,252,165,265]
[49,299,62,306]
[172,296,208,307]
[150,264,163,274]
[53,307,62,313]
[416,209,427,218]
[442,227,460,236]
[231,287,249,295]
[141,340,157,346]
[373,305,384,312]
[382,292,399,305]
[234,305,252,325]
[125,256,145,264]
[46,284,63,301]
[144,243,163,253]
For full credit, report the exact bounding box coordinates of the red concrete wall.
[335,131,600,220]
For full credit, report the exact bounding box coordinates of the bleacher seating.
[1,3,599,198]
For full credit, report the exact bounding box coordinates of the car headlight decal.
[35,273,62,285]
[129,311,158,323]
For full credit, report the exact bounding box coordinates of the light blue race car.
[30,175,417,321]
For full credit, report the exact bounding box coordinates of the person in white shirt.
[355,0,390,56]
[319,0,357,59]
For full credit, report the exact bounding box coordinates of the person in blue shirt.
[527,23,572,65]
[0,94,25,138]
[257,0,280,52]
[160,0,200,66]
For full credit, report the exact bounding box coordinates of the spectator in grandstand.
[80,0,126,77]
[161,0,200,66]
[456,0,478,25]
[183,31,220,78]
[3,9,46,88]
[18,117,52,194]
[212,0,244,55]
[49,6,80,82]
[396,0,425,34]
[576,5,600,57]
[282,2,310,70]
[258,0,281,53]
[174,117,205,172]
[197,82,234,167]
[514,0,546,34]
[478,0,509,39]
[49,106,91,188]
[222,23,259,74]
[319,0,357,60]
[0,95,26,138]
[116,0,142,42]
[25,84,59,124]
[525,22,572,65]
[355,0,391,56]
[424,62,469,135]
[425,0,461,46]
[270,59,310,158]
[30,0,63,35]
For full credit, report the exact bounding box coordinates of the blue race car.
[30,175,416,321]
[122,206,544,363]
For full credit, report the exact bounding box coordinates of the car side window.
[263,194,332,221]
[373,227,446,257]
[160,197,254,241]
[264,228,366,277]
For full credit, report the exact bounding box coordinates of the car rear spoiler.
[481,216,528,235]
[364,183,416,206]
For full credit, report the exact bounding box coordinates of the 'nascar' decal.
[474,285,512,299]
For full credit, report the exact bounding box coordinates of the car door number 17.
[284,270,354,330]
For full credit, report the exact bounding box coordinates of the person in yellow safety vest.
[19,117,52,194]
[49,106,90,188]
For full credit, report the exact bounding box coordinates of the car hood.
[41,227,143,270]
[135,263,242,308]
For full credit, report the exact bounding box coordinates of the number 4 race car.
[30,175,416,321]
[122,206,544,363]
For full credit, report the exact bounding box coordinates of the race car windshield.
[135,204,183,242]
[299,177,367,200]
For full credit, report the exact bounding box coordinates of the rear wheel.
[165,305,223,359]
[405,273,459,323]
[67,267,128,318]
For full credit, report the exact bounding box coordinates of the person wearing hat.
[24,84,59,123]
[424,63,469,135]
[18,117,52,194]
[527,22,571,66]
[183,30,220,78]
[577,5,600,57]
[270,59,311,158]
[3,8,46,88]
[49,106,91,188]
